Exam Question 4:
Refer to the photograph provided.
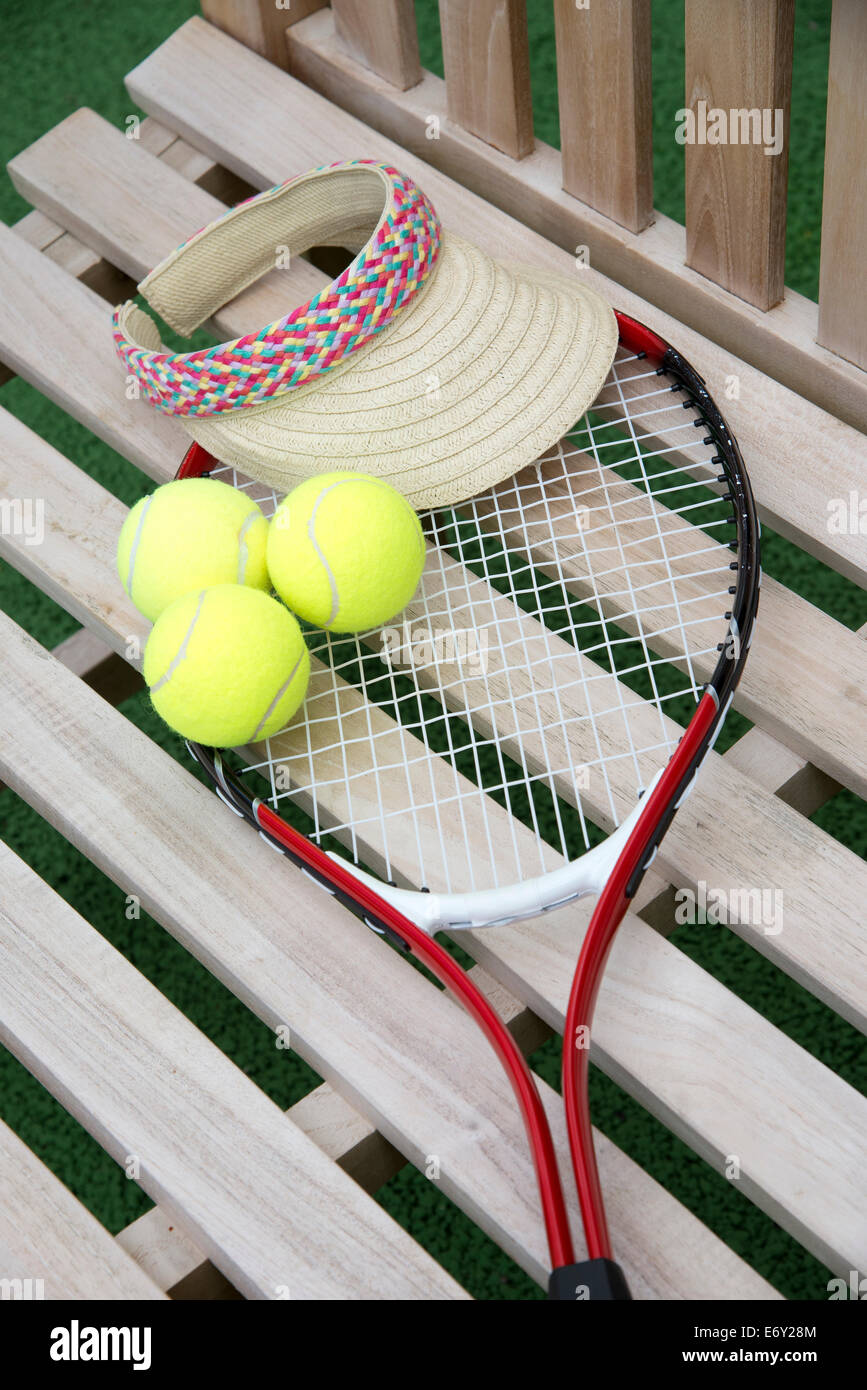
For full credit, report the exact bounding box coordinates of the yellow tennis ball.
[266,472,426,633]
[117,477,269,622]
[143,585,310,747]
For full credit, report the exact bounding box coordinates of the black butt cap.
[548,1258,632,1300]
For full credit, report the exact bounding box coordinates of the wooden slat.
[684,0,794,310]
[8,118,250,317]
[8,202,130,307]
[0,840,466,1301]
[11,206,65,251]
[7,115,867,813]
[287,1081,405,1189]
[283,7,867,437]
[722,724,842,819]
[160,135,218,182]
[0,1118,166,1300]
[52,627,143,703]
[0,119,247,401]
[0,118,212,381]
[136,114,179,157]
[0,208,68,386]
[0,605,782,1299]
[635,716,850,931]
[200,0,326,70]
[0,629,140,795]
[5,108,322,301]
[438,0,533,158]
[553,0,652,231]
[0,413,861,1282]
[160,141,253,206]
[117,1207,216,1297]
[122,19,867,584]
[817,0,867,369]
[0,238,184,476]
[6,111,325,318]
[118,980,546,1296]
[331,0,421,91]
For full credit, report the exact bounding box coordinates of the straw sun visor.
[142,166,387,338]
[187,234,617,509]
[113,161,618,508]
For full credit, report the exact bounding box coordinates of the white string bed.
[209,347,737,898]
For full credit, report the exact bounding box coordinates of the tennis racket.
[176,310,760,1300]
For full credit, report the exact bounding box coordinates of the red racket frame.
[177,309,760,1294]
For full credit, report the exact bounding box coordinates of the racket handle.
[548,1259,632,1301]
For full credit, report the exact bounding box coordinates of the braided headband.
[112,160,442,417]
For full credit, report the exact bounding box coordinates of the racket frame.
[174,308,760,1293]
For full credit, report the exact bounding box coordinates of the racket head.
[177,311,760,932]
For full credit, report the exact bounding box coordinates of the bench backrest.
[202,0,867,430]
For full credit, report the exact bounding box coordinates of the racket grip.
[548,1259,632,1300]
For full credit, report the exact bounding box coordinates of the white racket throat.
[327,768,666,934]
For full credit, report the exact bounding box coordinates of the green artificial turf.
[0,0,863,1301]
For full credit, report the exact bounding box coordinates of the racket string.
[210,346,738,895]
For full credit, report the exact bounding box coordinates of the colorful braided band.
[111,160,442,417]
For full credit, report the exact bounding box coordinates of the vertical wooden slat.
[684,0,794,310]
[438,0,534,159]
[553,0,653,232]
[200,0,327,70]
[817,0,867,369]
[332,0,421,90]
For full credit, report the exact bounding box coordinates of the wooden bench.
[0,1,864,1300]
